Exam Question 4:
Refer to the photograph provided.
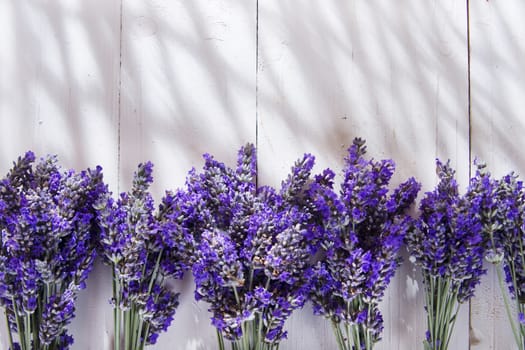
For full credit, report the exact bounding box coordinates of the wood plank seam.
[255,0,260,189]
[117,0,124,194]
[466,0,473,347]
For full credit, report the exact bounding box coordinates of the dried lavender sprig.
[310,138,420,350]
[0,152,105,350]
[406,160,487,350]
[95,162,190,350]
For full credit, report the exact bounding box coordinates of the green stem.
[6,309,15,350]
[129,310,136,350]
[123,309,130,350]
[496,262,522,348]
[509,259,525,346]
[125,249,164,350]
[139,323,151,350]
[12,298,25,350]
[443,303,460,350]
[24,312,31,350]
[436,277,443,350]
[32,309,40,349]
[330,320,346,350]
[231,286,249,350]
[345,301,351,350]
[423,276,433,350]
[147,250,163,294]
[424,275,459,350]
[487,231,524,348]
[113,270,121,350]
[217,329,225,350]
[519,303,525,343]
[133,315,144,350]
[365,303,372,350]
[354,323,361,350]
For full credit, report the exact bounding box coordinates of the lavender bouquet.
[0,151,105,350]
[186,144,326,350]
[478,164,525,349]
[309,138,420,350]
[406,160,487,350]
[96,162,192,349]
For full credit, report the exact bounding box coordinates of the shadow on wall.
[118,0,257,195]
[0,0,120,185]
[469,1,525,177]
[257,0,470,189]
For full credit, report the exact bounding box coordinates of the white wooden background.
[0,0,523,349]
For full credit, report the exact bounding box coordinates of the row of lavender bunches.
[0,138,523,350]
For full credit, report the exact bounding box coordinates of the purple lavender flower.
[309,138,420,350]
[39,288,76,346]
[406,160,488,350]
[95,162,191,349]
[0,152,105,350]
[187,144,324,349]
[477,164,525,349]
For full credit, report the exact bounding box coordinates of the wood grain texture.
[469,1,525,349]
[257,1,469,349]
[119,0,257,195]
[118,0,257,349]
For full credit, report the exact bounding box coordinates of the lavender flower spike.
[0,152,105,350]
[406,159,488,350]
[477,160,525,350]
[187,143,324,350]
[96,161,191,350]
[310,137,420,350]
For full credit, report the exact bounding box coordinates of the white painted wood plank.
[119,0,257,195]
[118,1,257,349]
[257,1,469,349]
[0,0,121,188]
[0,1,121,349]
[469,1,525,349]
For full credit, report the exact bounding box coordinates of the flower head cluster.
[407,160,487,303]
[96,162,192,346]
[309,138,420,347]
[0,151,105,350]
[187,144,325,346]
[406,160,490,350]
[479,165,525,347]
[495,174,525,301]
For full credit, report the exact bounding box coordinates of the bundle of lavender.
[473,162,525,349]
[406,160,487,350]
[95,162,193,349]
[0,152,105,350]
[186,144,328,350]
[309,138,420,350]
